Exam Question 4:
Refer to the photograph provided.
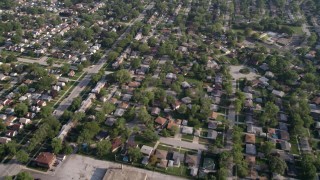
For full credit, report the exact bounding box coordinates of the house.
[111,138,122,152]
[10,123,23,131]
[140,145,154,157]
[272,90,285,98]
[171,151,183,167]
[151,107,161,116]
[154,149,168,160]
[157,159,168,169]
[208,120,221,129]
[246,144,256,155]
[114,108,125,117]
[280,141,291,151]
[185,154,198,167]
[190,167,198,177]
[154,116,168,128]
[167,119,180,130]
[5,130,17,137]
[245,155,256,166]
[34,152,56,169]
[182,126,193,134]
[105,117,116,126]
[0,137,11,144]
[181,97,192,104]
[207,130,218,140]
[95,130,109,141]
[245,134,256,144]
[209,112,219,120]
[280,131,290,141]
[299,137,311,152]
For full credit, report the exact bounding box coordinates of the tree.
[18,85,28,94]
[261,141,275,155]
[128,147,142,162]
[96,140,112,157]
[14,103,28,117]
[47,58,54,66]
[137,106,151,123]
[300,154,317,179]
[114,69,131,84]
[16,150,29,164]
[39,106,53,118]
[5,55,17,63]
[63,143,73,155]
[217,167,228,180]
[269,156,287,175]
[51,138,62,154]
[16,172,33,180]
[142,129,159,142]
[61,63,70,74]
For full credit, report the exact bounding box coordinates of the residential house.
[34,152,56,169]
[246,134,256,144]
[280,141,291,151]
[246,144,256,155]
[207,130,218,140]
[185,154,198,167]
[182,126,193,135]
[95,130,109,141]
[111,138,122,152]
[209,112,218,120]
[105,117,117,126]
[154,149,168,160]
[151,107,161,116]
[154,116,168,129]
[140,145,154,157]
[0,137,11,144]
[5,130,17,137]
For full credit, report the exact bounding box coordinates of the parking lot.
[26,154,186,180]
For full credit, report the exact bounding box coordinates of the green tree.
[269,156,287,175]
[261,141,275,156]
[14,103,28,117]
[39,106,53,118]
[128,147,142,162]
[16,172,33,180]
[5,55,17,63]
[16,150,29,164]
[114,69,131,84]
[96,140,112,157]
[18,85,28,94]
[300,154,317,179]
[51,138,62,154]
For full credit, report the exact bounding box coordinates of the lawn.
[288,26,304,35]
[181,134,194,142]
[134,135,156,147]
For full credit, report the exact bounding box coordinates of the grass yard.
[134,135,157,147]
[181,134,194,142]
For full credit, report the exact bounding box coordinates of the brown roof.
[245,155,256,165]
[167,120,178,130]
[210,112,218,119]
[128,81,140,88]
[35,152,56,165]
[154,149,168,159]
[155,117,167,125]
[245,134,256,144]
[112,138,122,151]
[313,97,320,105]
[185,154,197,166]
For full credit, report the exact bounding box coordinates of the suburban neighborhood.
[0,0,320,180]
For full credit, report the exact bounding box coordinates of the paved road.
[159,137,207,150]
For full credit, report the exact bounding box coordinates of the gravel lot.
[229,65,260,81]
[26,154,186,180]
